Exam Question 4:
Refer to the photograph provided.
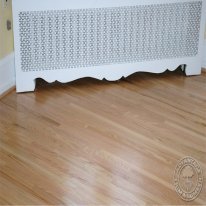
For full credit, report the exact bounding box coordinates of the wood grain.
[0,86,15,100]
[0,69,206,205]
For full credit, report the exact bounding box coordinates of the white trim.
[0,53,15,96]
[12,0,202,11]
[202,39,206,69]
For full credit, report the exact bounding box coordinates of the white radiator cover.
[12,0,206,92]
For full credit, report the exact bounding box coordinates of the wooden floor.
[0,69,206,205]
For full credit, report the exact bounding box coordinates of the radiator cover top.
[19,1,202,72]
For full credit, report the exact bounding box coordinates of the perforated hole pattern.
[19,1,202,72]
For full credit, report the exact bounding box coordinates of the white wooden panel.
[12,0,206,92]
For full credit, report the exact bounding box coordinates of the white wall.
[202,23,206,69]
[0,53,15,95]
[203,40,206,69]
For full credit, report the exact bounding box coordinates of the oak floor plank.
[0,70,206,205]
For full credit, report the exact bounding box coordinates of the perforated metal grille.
[19,1,202,72]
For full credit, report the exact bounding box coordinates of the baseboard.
[0,53,15,96]
[202,40,206,68]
